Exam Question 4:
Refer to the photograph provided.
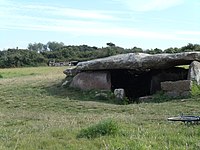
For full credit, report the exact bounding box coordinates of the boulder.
[63,67,79,76]
[187,61,200,85]
[70,71,111,90]
[76,52,200,71]
[161,80,192,98]
[161,80,191,92]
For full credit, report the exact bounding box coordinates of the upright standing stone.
[188,61,200,85]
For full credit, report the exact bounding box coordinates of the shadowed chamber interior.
[110,67,188,100]
[111,70,151,100]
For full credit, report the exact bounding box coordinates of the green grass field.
[1,67,200,150]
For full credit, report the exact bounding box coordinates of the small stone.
[62,80,70,86]
[94,93,108,100]
[114,89,125,100]
[139,96,153,102]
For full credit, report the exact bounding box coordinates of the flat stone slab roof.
[76,52,200,71]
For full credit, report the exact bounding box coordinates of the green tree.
[164,47,180,53]
[130,47,143,53]
[0,49,47,68]
[47,41,64,51]
[146,48,162,54]
[28,43,46,52]
[106,42,116,47]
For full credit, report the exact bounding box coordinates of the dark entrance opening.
[150,67,188,94]
[110,67,188,100]
[110,69,151,100]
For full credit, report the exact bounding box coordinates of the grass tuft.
[77,119,119,139]
[146,91,170,103]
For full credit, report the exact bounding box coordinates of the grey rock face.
[63,68,79,76]
[76,52,200,71]
[161,80,191,98]
[114,89,125,100]
[188,61,200,85]
[70,71,111,90]
[150,67,188,94]
[161,80,191,91]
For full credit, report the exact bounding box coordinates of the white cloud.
[176,31,200,36]
[0,2,117,21]
[1,5,198,43]
[1,14,108,27]
[0,0,199,50]
[2,18,199,43]
[24,5,116,20]
[116,0,184,11]
[56,8,116,20]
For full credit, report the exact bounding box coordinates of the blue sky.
[0,0,200,50]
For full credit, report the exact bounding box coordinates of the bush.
[0,74,3,78]
[115,97,129,105]
[0,49,48,68]
[190,82,200,96]
[150,91,170,103]
[77,119,119,139]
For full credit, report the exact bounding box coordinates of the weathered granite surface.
[63,52,200,98]
[188,61,200,85]
[76,52,200,71]
[161,80,192,97]
[70,71,111,90]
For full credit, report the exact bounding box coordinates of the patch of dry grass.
[1,66,200,149]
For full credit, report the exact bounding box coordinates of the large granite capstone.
[75,52,200,71]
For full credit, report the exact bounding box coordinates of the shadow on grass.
[44,80,191,105]
[44,81,119,105]
[135,90,193,104]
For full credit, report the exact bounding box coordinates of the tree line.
[0,41,200,68]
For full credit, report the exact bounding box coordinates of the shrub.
[0,74,3,78]
[190,82,200,97]
[77,119,119,139]
[150,91,170,103]
[115,97,129,105]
